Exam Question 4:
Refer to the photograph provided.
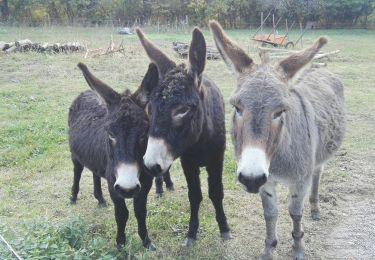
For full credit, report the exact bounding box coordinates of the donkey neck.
[270,88,316,177]
[189,76,225,150]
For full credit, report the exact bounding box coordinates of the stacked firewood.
[172,41,221,60]
[0,39,85,54]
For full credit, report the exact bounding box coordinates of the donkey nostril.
[114,184,120,191]
[261,173,267,182]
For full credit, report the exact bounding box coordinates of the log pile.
[172,41,221,60]
[0,39,85,54]
[257,46,340,67]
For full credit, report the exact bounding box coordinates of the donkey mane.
[109,95,147,122]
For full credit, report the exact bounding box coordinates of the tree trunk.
[0,0,9,22]
[65,0,74,25]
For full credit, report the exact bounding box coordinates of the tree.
[0,0,9,21]
[1,0,374,28]
[187,0,205,26]
[321,0,375,27]
[278,0,321,23]
[206,0,229,27]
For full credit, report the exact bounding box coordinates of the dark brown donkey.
[135,27,232,246]
[69,63,159,251]
[210,21,346,259]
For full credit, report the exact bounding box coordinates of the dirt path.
[322,153,375,259]
[325,198,375,259]
[302,149,375,260]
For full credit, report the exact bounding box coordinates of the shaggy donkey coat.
[210,21,345,259]
[69,63,159,250]
[135,27,232,246]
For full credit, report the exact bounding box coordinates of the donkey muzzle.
[114,184,141,198]
[238,172,267,193]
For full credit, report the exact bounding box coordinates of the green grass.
[0,26,374,259]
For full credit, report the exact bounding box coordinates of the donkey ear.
[136,28,176,77]
[209,20,253,74]
[77,63,120,106]
[132,63,159,108]
[278,37,327,79]
[188,27,206,80]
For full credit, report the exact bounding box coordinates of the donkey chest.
[268,151,314,184]
[183,139,223,167]
[183,145,210,167]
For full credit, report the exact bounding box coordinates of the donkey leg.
[259,182,278,260]
[110,193,129,251]
[93,174,107,207]
[288,183,309,260]
[154,176,164,198]
[206,157,231,240]
[70,159,83,204]
[134,172,155,250]
[163,170,174,191]
[181,157,202,247]
[309,166,323,221]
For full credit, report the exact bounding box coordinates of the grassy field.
[0,26,375,259]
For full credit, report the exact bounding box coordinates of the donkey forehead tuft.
[155,64,195,100]
[109,96,147,122]
[163,64,189,80]
[235,69,289,106]
[239,66,286,90]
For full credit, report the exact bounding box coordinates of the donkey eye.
[108,133,116,143]
[233,105,242,116]
[177,106,190,114]
[273,110,285,120]
[173,106,190,118]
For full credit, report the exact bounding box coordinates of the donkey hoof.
[182,237,196,247]
[116,243,125,251]
[311,210,321,221]
[98,201,107,208]
[166,185,175,191]
[221,231,233,240]
[259,253,274,260]
[146,242,157,251]
[70,197,77,204]
[155,193,163,199]
[293,249,304,260]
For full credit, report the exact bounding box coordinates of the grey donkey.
[209,21,346,259]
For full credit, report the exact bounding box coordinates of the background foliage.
[0,0,374,28]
